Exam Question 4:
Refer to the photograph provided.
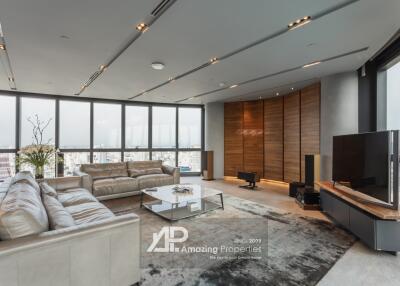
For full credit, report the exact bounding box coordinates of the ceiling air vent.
[151,0,172,16]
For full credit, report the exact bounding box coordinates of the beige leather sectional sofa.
[74,160,180,200]
[0,172,140,286]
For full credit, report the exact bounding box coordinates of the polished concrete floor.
[103,176,400,285]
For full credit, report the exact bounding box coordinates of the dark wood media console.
[317,182,400,253]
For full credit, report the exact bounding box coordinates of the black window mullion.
[90,101,94,163]
[149,105,152,160]
[15,95,20,173]
[121,103,125,162]
[175,107,179,167]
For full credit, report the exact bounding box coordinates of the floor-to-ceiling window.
[59,100,91,175]
[178,107,202,172]
[0,94,203,179]
[385,60,400,130]
[0,96,16,179]
[19,97,56,177]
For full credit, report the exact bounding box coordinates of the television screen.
[332,132,391,203]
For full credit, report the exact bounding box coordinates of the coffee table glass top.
[141,184,224,221]
[142,184,222,204]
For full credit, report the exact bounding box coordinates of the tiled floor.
[103,176,400,285]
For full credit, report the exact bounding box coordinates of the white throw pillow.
[43,194,75,230]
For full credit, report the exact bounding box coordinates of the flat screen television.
[332,131,399,209]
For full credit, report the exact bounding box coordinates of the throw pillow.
[11,172,40,193]
[42,194,75,230]
[40,182,58,198]
[145,168,163,175]
[128,169,146,178]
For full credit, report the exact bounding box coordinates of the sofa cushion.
[57,188,98,207]
[137,174,174,190]
[66,202,115,225]
[81,162,128,179]
[11,172,40,193]
[145,168,163,175]
[128,169,146,178]
[114,177,138,193]
[92,177,138,197]
[127,160,162,171]
[0,183,49,240]
[43,194,75,230]
[92,178,116,197]
[40,182,58,198]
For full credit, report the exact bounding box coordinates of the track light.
[210,57,219,64]
[136,22,149,32]
[99,65,107,71]
[302,61,321,68]
[288,16,311,30]
[229,84,239,89]
[168,77,175,82]
[0,24,17,90]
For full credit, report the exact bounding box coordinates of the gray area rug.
[112,195,356,286]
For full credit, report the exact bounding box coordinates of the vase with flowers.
[17,115,60,179]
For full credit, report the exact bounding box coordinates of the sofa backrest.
[126,160,162,170]
[0,173,49,240]
[80,162,128,179]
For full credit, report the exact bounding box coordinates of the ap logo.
[147,226,188,253]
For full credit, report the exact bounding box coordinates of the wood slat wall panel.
[264,97,283,181]
[243,101,264,177]
[224,102,244,176]
[284,92,301,182]
[300,83,321,181]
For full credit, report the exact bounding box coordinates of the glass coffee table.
[140,184,224,221]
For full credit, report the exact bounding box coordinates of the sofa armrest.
[73,168,93,192]
[0,214,140,286]
[162,165,180,184]
[43,176,82,192]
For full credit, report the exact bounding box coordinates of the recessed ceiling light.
[0,44,5,50]
[210,57,219,64]
[151,62,165,70]
[259,96,262,100]
[291,87,294,90]
[229,84,239,89]
[288,16,311,30]
[219,82,226,87]
[276,92,280,96]
[136,22,149,32]
[302,61,321,68]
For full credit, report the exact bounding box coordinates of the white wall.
[320,72,359,180]
[205,102,224,178]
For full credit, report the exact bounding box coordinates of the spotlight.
[288,16,311,30]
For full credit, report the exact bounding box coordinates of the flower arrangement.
[17,115,60,179]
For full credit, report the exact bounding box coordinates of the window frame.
[0,92,204,178]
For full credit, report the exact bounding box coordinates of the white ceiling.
[0,0,399,104]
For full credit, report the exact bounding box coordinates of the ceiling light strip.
[131,0,360,100]
[175,47,368,103]
[0,24,17,90]
[75,0,177,95]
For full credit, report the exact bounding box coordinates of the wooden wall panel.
[243,101,264,177]
[284,92,301,183]
[264,97,283,181]
[224,102,244,176]
[301,83,321,181]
